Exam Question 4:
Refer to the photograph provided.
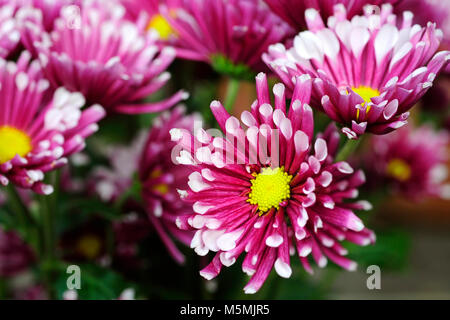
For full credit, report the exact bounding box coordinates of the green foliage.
[347,229,412,271]
[54,264,134,300]
[211,54,256,81]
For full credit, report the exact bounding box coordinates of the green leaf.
[347,229,411,271]
[54,263,134,300]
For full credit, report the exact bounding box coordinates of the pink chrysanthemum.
[0,52,105,194]
[13,0,77,33]
[394,0,450,72]
[263,4,450,139]
[24,0,187,114]
[0,2,22,58]
[135,0,294,79]
[172,73,375,293]
[263,0,399,30]
[395,0,450,45]
[365,124,450,200]
[0,0,77,58]
[139,105,200,264]
[121,0,158,21]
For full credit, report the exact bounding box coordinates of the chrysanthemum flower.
[0,0,77,58]
[14,0,77,32]
[0,2,22,58]
[395,0,450,45]
[140,105,200,264]
[263,0,397,30]
[25,0,187,114]
[394,0,450,72]
[121,0,158,22]
[365,124,450,200]
[172,73,375,293]
[0,52,105,194]
[136,0,294,79]
[263,4,450,139]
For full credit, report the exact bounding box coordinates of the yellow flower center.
[149,169,169,195]
[248,167,292,214]
[0,126,32,164]
[351,86,380,119]
[386,158,411,182]
[153,184,169,195]
[352,86,380,106]
[76,234,102,260]
[147,14,176,40]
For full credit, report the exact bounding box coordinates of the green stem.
[6,185,33,227]
[223,77,241,113]
[5,185,37,249]
[39,171,59,299]
[336,138,362,162]
[40,196,54,262]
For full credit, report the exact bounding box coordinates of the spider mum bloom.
[263,4,450,139]
[0,52,105,194]
[366,125,450,200]
[263,0,398,30]
[25,0,187,114]
[172,73,375,293]
[139,105,200,264]
[149,0,294,79]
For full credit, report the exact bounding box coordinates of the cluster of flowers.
[1,0,449,294]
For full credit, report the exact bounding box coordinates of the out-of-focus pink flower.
[172,73,374,294]
[263,0,399,30]
[0,229,35,277]
[0,52,105,194]
[89,132,147,203]
[0,0,78,58]
[121,0,159,21]
[140,105,200,264]
[395,0,450,72]
[0,2,22,58]
[394,0,450,47]
[366,124,450,200]
[20,0,78,32]
[24,0,187,114]
[263,4,449,139]
[128,0,294,78]
[113,212,151,272]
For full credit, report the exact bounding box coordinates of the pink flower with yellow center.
[0,52,105,194]
[366,124,450,200]
[172,73,374,293]
[24,0,187,114]
[131,0,294,79]
[263,4,450,139]
[140,105,200,264]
